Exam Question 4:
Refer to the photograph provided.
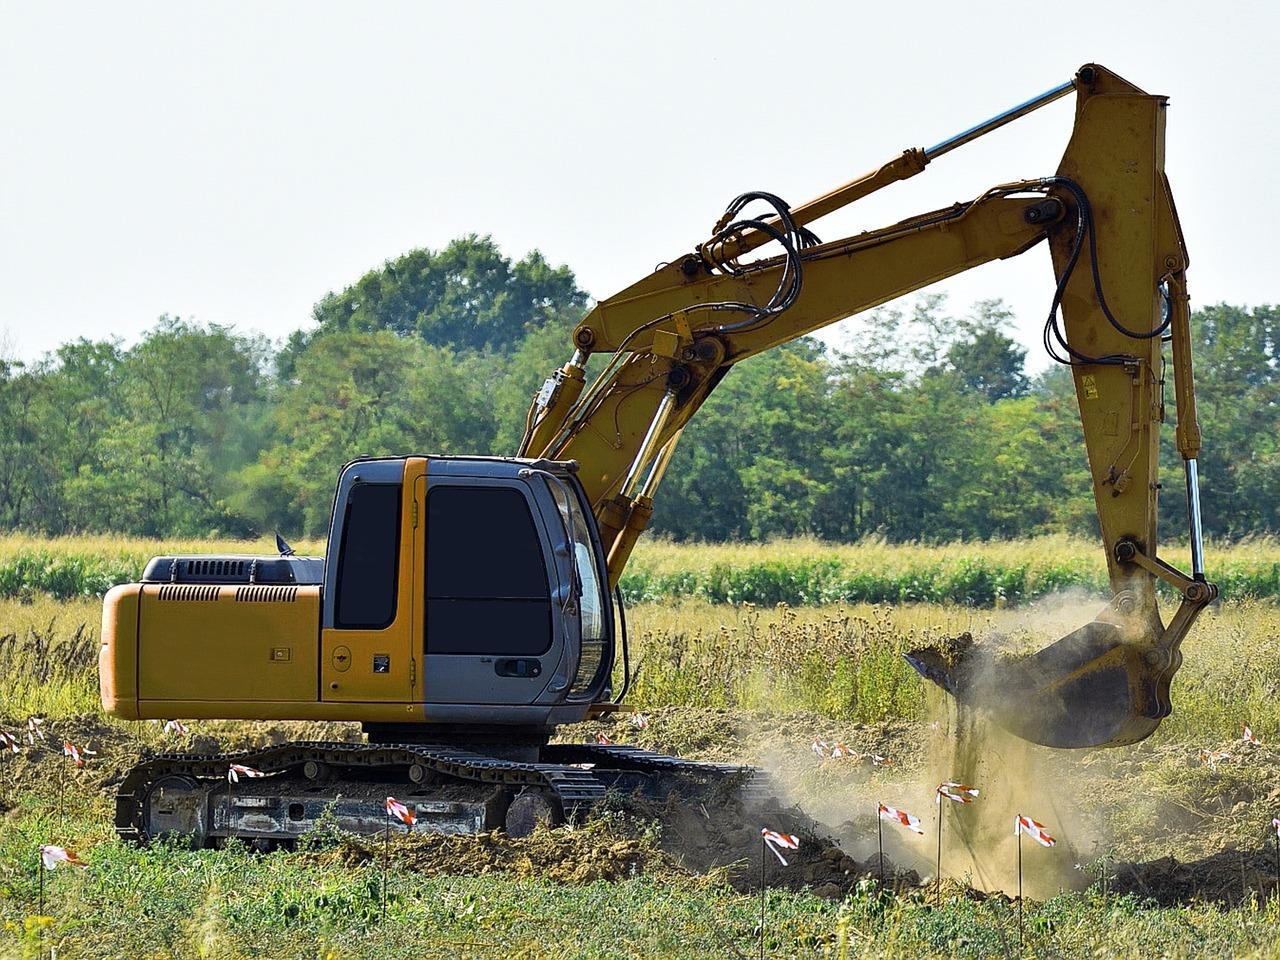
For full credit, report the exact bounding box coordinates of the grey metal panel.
[321,458,405,630]
[417,703,594,725]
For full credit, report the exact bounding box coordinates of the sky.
[2,2,1277,371]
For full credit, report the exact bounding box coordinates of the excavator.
[100,63,1217,845]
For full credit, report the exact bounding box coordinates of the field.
[6,533,1280,605]
[2,537,1280,958]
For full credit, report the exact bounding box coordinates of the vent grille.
[157,585,221,602]
[183,559,246,578]
[235,586,299,603]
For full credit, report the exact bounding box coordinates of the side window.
[426,485,552,656]
[334,483,402,629]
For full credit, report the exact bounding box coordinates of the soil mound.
[1112,848,1280,906]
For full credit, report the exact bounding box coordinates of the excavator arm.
[518,63,1216,749]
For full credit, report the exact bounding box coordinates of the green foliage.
[308,234,586,354]
[0,231,1275,548]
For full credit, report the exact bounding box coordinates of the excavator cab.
[101,455,617,732]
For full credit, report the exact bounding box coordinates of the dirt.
[305,818,685,885]
[1111,847,1280,906]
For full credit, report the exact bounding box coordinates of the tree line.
[1,235,1275,542]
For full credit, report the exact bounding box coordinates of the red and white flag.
[62,741,95,768]
[162,719,189,736]
[40,845,87,870]
[1198,748,1232,770]
[629,713,650,730]
[595,732,614,746]
[936,781,980,804]
[1014,814,1057,847]
[810,739,856,761]
[761,828,801,866]
[26,717,45,744]
[869,754,892,767]
[385,796,416,827]
[1272,817,1280,839]
[0,731,19,754]
[1242,725,1261,745]
[878,803,924,835]
[227,763,265,783]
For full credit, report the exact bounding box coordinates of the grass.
[2,797,1280,959]
[5,594,1280,746]
[5,533,1280,605]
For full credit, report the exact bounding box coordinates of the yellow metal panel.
[99,583,141,719]
[133,699,427,723]
[320,457,424,703]
[137,585,320,702]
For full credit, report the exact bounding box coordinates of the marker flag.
[761,828,801,866]
[936,781,980,804]
[878,803,924,835]
[595,732,614,745]
[1243,725,1261,745]
[1014,814,1057,847]
[629,713,650,730]
[162,719,189,736]
[26,717,45,744]
[1198,748,1232,770]
[385,796,416,826]
[0,731,19,754]
[810,738,858,761]
[1272,817,1280,839]
[62,741,95,768]
[227,763,265,783]
[40,845,87,870]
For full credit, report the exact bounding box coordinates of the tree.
[943,300,1029,402]
[308,235,588,354]
[63,318,268,536]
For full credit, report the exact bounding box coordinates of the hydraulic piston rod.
[925,77,1077,160]
[1185,459,1206,580]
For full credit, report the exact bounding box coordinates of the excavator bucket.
[904,612,1170,749]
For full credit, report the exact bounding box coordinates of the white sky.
[2,2,1277,371]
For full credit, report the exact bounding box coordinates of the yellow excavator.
[100,63,1216,844]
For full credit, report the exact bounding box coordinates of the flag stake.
[38,849,44,916]
[877,803,884,885]
[935,803,943,906]
[1017,826,1024,951]
[758,836,766,960]
[382,806,390,923]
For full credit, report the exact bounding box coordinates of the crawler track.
[116,740,770,845]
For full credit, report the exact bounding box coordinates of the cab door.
[422,477,560,705]
[320,458,422,703]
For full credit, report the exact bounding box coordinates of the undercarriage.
[116,740,771,846]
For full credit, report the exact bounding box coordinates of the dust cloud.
[749,591,1129,897]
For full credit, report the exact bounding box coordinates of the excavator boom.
[519,63,1216,748]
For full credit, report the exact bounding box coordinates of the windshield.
[547,479,606,644]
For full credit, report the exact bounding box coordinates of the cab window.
[426,485,552,655]
[334,482,402,629]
